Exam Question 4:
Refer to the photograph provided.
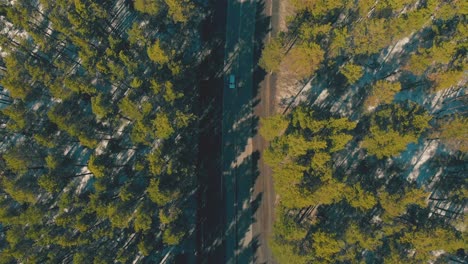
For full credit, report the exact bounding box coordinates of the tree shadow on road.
[196,0,271,262]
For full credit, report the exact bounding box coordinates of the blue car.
[229,74,236,89]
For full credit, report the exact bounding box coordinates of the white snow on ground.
[432,202,451,217]
[385,71,401,82]
[76,117,135,194]
[45,25,53,37]
[0,46,7,58]
[77,174,92,193]
[51,97,63,103]
[330,88,353,115]
[116,119,131,136]
[110,83,120,95]
[380,37,411,64]
[91,77,98,86]
[427,167,443,190]
[63,144,74,156]
[116,149,135,165]
[375,167,386,179]
[76,168,91,194]
[31,102,43,111]
[95,140,109,155]
[427,250,446,264]
[429,88,449,112]
[97,118,130,154]
[131,255,143,264]
[287,77,315,110]
[407,140,439,181]
[313,89,329,105]
[335,147,361,170]
[366,105,377,112]
[370,215,382,224]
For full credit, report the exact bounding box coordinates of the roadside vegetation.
[0,0,205,262]
[260,0,467,262]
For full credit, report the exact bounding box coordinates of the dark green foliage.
[362,102,432,159]
[261,106,357,209]
[0,0,200,262]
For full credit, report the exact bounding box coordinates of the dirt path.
[251,0,281,263]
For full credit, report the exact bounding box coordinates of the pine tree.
[282,43,324,79]
[340,63,363,84]
[259,37,284,73]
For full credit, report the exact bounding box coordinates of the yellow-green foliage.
[164,0,195,23]
[270,207,309,263]
[344,223,381,251]
[428,68,466,92]
[399,228,465,261]
[265,106,356,209]
[259,38,284,72]
[0,178,36,204]
[362,127,416,159]
[147,40,169,64]
[282,43,324,79]
[134,0,160,15]
[362,103,431,158]
[162,226,184,245]
[153,112,174,139]
[290,0,349,16]
[406,41,458,75]
[88,155,106,178]
[340,63,363,84]
[364,80,401,110]
[147,179,177,206]
[311,232,344,262]
[343,184,377,211]
[134,209,152,232]
[434,116,468,152]
[378,187,428,221]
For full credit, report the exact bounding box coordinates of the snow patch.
[313,89,329,105]
[95,140,109,155]
[31,102,42,111]
[407,141,439,181]
[63,145,74,156]
[370,215,382,224]
[380,37,411,65]
[76,169,92,194]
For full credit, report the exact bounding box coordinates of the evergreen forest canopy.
[0,0,466,263]
[259,0,467,263]
[0,0,204,262]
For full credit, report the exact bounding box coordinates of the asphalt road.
[221,0,278,263]
[222,0,256,263]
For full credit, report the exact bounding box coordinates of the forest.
[0,0,204,262]
[0,0,466,263]
[259,0,467,263]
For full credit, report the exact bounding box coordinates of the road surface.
[252,0,279,262]
[221,0,279,263]
[222,0,256,262]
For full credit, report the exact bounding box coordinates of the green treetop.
[362,103,431,159]
[282,42,324,79]
[432,115,468,152]
[134,0,160,15]
[147,40,170,64]
[364,80,401,110]
[311,231,344,262]
[340,63,363,85]
[259,37,284,73]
